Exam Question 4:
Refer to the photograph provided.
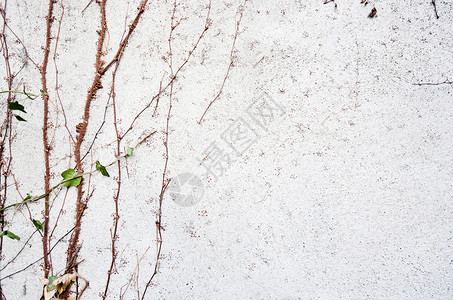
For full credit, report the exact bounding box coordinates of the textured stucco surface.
[1,0,452,299]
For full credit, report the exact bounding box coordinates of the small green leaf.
[8,101,26,113]
[24,194,31,201]
[61,168,82,187]
[14,114,27,122]
[127,147,134,157]
[6,230,20,241]
[47,275,58,292]
[33,219,43,231]
[96,161,110,177]
[40,89,47,95]
[0,230,6,238]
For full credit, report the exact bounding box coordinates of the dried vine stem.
[0,132,155,214]
[100,0,148,76]
[101,1,150,294]
[141,1,211,297]
[0,226,76,283]
[66,0,107,273]
[120,2,212,142]
[0,1,16,298]
[40,0,56,280]
[119,247,149,300]
[198,0,247,124]
[59,0,149,297]
[53,0,75,145]
[141,1,178,297]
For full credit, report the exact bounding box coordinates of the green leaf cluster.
[0,230,20,240]
[61,169,82,187]
[8,101,27,122]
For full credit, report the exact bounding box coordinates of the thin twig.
[100,2,150,293]
[141,0,180,296]
[0,226,75,282]
[0,5,15,294]
[0,229,39,272]
[198,0,246,124]
[413,79,452,86]
[140,0,211,295]
[431,0,439,19]
[120,1,212,141]
[0,131,156,213]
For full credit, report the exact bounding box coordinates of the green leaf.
[0,230,6,238]
[127,147,134,157]
[40,89,47,95]
[61,168,82,187]
[47,275,58,292]
[14,114,27,122]
[96,161,110,177]
[8,101,26,113]
[6,230,20,241]
[24,194,31,201]
[33,219,43,231]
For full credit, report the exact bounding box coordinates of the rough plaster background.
[1,0,452,299]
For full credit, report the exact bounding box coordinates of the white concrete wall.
[0,0,452,299]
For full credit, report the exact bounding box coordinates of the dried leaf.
[41,275,58,300]
[44,289,56,300]
[53,272,78,294]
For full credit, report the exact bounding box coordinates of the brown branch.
[80,1,131,163]
[140,3,212,297]
[152,74,166,117]
[80,0,149,163]
[64,0,149,297]
[141,0,179,295]
[0,15,39,68]
[121,1,212,141]
[53,0,75,145]
[39,0,56,281]
[119,247,149,300]
[82,0,95,13]
[198,0,247,124]
[101,23,127,299]
[65,1,109,291]
[67,0,108,268]
[100,0,148,76]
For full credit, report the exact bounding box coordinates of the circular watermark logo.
[167,172,204,207]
